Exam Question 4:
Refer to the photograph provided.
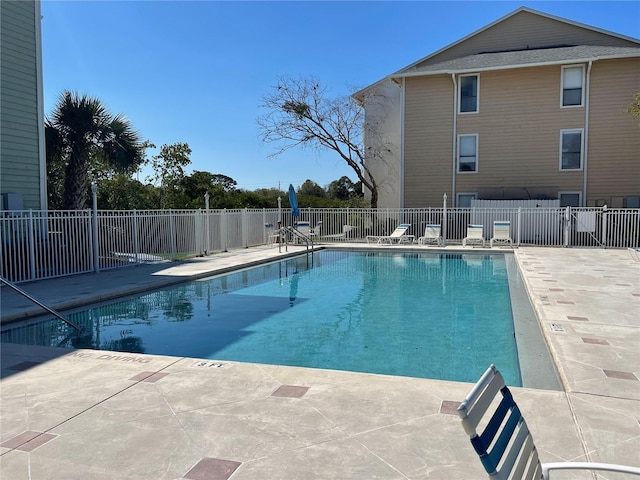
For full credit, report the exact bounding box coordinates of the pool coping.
[3,246,551,389]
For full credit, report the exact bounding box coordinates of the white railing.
[1,210,94,283]
[1,206,638,283]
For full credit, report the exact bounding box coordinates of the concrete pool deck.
[1,245,639,479]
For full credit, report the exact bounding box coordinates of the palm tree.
[46,91,143,210]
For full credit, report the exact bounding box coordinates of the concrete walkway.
[1,245,639,479]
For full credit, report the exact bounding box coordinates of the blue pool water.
[1,251,522,385]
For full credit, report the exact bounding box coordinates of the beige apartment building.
[357,7,640,208]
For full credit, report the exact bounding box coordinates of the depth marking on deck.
[69,351,152,363]
[191,361,226,368]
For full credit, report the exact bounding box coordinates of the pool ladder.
[276,227,314,268]
[0,276,81,331]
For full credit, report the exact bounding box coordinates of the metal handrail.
[0,276,81,331]
[279,227,316,268]
[287,226,314,250]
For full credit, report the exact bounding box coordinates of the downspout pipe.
[400,77,406,208]
[451,73,457,206]
[583,60,593,206]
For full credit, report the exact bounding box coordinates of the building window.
[560,129,583,170]
[457,193,477,208]
[559,192,582,207]
[625,196,640,208]
[459,74,478,113]
[562,66,584,107]
[458,134,478,172]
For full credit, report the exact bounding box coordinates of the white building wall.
[362,80,402,208]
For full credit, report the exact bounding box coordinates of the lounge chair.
[462,224,485,247]
[293,221,311,244]
[294,220,310,236]
[418,224,443,246]
[490,221,513,248]
[309,221,322,239]
[458,364,640,480]
[629,247,640,262]
[366,223,414,245]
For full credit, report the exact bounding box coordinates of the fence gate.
[566,207,603,247]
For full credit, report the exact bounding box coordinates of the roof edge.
[391,6,530,76]
[357,6,640,96]
[387,52,640,79]
[393,6,640,76]
[352,77,398,103]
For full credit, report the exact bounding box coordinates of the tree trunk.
[63,151,90,210]
[370,187,378,209]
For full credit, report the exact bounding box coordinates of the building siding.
[455,66,585,201]
[400,59,640,207]
[403,76,453,207]
[0,0,43,210]
[586,57,640,206]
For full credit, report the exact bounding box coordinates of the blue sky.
[41,1,640,191]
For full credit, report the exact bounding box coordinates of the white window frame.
[561,65,584,108]
[458,74,479,114]
[457,192,478,208]
[558,191,582,207]
[457,134,478,173]
[559,128,584,171]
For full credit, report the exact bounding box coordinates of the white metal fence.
[1,206,638,283]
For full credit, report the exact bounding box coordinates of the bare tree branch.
[258,76,380,207]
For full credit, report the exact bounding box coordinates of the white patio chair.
[293,221,311,244]
[490,221,513,248]
[309,221,322,239]
[418,224,443,246]
[458,365,640,480]
[265,223,280,247]
[366,224,414,245]
[462,224,485,247]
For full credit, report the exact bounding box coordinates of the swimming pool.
[1,250,558,387]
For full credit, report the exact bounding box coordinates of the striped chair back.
[457,365,543,480]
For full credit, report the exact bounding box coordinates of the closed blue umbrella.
[288,184,300,218]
